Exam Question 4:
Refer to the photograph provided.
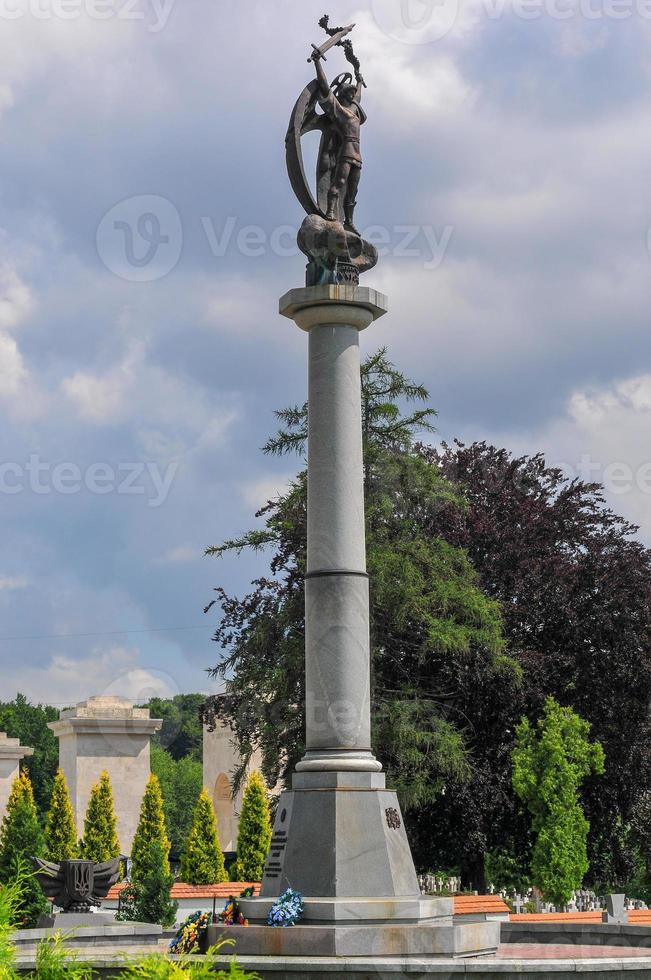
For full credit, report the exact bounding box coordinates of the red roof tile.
[454,895,510,914]
[107,881,260,899]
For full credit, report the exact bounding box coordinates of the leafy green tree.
[44,769,78,862]
[81,771,121,862]
[512,697,605,906]
[151,744,202,857]
[179,789,227,884]
[0,772,48,926]
[0,694,59,819]
[428,440,651,887]
[202,350,519,885]
[130,773,170,879]
[143,695,205,763]
[117,841,177,928]
[232,770,272,882]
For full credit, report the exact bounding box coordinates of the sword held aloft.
[307,23,355,63]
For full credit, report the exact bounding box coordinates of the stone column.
[251,285,420,901]
[48,696,162,855]
[286,286,384,773]
[0,733,33,823]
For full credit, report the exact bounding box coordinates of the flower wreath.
[267,888,304,927]
[168,910,209,954]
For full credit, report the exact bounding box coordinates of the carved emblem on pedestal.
[385,807,401,830]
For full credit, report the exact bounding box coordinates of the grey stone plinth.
[0,733,33,824]
[13,921,162,949]
[177,951,651,979]
[279,285,388,326]
[48,696,162,855]
[38,912,116,928]
[205,919,499,958]
[241,896,452,926]
[259,782,419,899]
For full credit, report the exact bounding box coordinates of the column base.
[260,770,419,899]
[211,896,501,958]
[296,749,382,772]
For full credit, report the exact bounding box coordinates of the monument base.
[207,919,499,958]
[37,912,116,928]
[259,770,420,899]
[229,770,499,959]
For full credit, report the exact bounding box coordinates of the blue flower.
[267,888,304,927]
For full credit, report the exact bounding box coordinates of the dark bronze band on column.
[305,569,369,580]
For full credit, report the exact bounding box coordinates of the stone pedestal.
[48,696,162,854]
[0,732,33,822]
[234,286,499,960]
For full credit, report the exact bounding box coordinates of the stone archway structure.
[213,772,235,853]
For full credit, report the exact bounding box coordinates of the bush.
[0,773,48,927]
[118,840,178,928]
[513,697,604,906]
[131,774,170,879]
[179,790,227,885]
[232,771,271,883]
[81,771,121,863]
[44,769,78,862]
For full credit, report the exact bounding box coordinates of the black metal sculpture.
[286,16,378,286]
[32,857,121,913]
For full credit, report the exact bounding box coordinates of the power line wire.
[0,625,212,642]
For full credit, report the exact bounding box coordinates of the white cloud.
[241,474,294,510]
[157,545,198,564]
[0,262,34,330]
[353,10,475,119]
[0,576,28,590]
[62,338,144,424]
[0,332,27,397]
[0,645,182,706]
[493,373,651,544]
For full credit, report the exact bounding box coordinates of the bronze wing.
[91,857,122,900]
[286,79,330,218]
[31,857,65,900]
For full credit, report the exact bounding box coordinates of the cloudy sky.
[0,0,649,705]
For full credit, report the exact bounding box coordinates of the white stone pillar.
[0,733,33,823]
[280,285,387,773]
[48,696,162,854]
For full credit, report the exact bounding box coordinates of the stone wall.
[202,719,268,852]
[48,696,161,855]
[0,732,33,823]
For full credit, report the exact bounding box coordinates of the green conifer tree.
[232,770,272,882]
[179,788,227,884]
[130,773,170,878]
[117,841,177,928]
[513,697,605,906]
[44,769,78,862]
[0,772,48,926]
[81,771,121,863]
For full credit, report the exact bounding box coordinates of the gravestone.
[603,893,628,924]
[0,732,33,822]
[48,696,161,854]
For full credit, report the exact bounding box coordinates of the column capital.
[279,285,388,331]
[0,732,33,762]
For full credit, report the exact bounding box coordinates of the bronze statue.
[311,40,365,233]
[32,856,121,913]
[286,16,377,285]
